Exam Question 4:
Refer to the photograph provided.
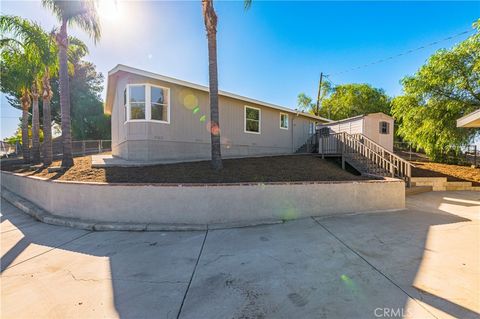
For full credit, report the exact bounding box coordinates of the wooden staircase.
[318,132,413,186]
[295,133,318,154]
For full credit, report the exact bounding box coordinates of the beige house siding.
[362,113,394,152]
[325,118,364,135]
[110,71,322,161]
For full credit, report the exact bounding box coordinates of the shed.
[318,112,394,152]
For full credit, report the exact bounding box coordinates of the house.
[105,65,330,162]
[318,113,394,152]
[457,109,480,128]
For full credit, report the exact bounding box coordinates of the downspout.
[292,110,300,153]
[291,114,294,152]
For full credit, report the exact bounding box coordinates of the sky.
[1,0,479,139]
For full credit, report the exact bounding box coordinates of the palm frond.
[41,0,102,43]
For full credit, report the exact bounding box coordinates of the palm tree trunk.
[42,73,53,166]
[31,82,41,164]
[20,92,30,164]
[202,0,223,170]
[57,18,74,167]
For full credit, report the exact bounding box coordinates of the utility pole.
[316,72,323,116]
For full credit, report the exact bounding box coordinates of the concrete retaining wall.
[1,171,405,226]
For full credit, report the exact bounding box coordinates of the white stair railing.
[327,132,412,186]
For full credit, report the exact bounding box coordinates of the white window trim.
[125,83,170,124]
[379,121,389,134]
[279,112,289,130]
[309,121,317,135]
[123,88,128,124]
[244,105,261,134]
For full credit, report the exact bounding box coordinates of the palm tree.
[1,15,59,165]
[41,0,101,167]
[0,50,34,163]
[41,65,54,165]
[39,33,59,166]
[202,0,251,170]
[1,16,47,164]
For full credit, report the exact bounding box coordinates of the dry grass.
[412,161,480,186]
[1,155,371,184]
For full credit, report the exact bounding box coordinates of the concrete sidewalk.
[1,191,479,318]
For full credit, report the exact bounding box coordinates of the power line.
[327,28,475,76]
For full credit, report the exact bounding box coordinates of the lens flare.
[221,137,232,149]
[281,207,297,221]
[184,94,198,110]
[340,274,361,297]
[199,115,206,122]
[193,106,200,114]
[178,89,198,110]
[206,121,220,136]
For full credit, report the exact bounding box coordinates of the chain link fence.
[394,141,479,167]
[52,140,112,157]
[1,140,111,159]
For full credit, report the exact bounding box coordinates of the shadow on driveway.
[1,191,479,318]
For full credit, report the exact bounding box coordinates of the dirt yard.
[1,155,371,184]
[412,161,480,186]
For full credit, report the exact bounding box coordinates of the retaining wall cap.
[1,170,403,187]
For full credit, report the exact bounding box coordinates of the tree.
[201,0,251,171]
[46,46,110,140]
[392,21,480,162]
[319,84,391,120]
[297,80,332,116]
[69,61,110,140]
[41,0,101,167]
[297,93,315,115]
[4,124,44,145]
[0,15,86,165]
[0,15,49,164]
[0,19,40,163]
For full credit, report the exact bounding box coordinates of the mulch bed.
[412,161,480,186]
[1,155,371,184]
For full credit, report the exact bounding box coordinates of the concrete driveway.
[1,191,479,319]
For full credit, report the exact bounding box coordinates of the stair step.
[406,186,433,196]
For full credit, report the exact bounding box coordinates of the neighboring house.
[318,113,394,152]
[105,65,330,162]
[457,109,480,128]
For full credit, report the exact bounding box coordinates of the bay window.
[125,84,170,123]
[129,85,146,120]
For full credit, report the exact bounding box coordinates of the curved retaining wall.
[1,171,405,227]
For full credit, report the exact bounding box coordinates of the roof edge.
[457,109,480,127]
[106,64,332,122]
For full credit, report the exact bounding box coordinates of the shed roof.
[457,109,480,128]
[319,112,393,126]
[105,64,332,123]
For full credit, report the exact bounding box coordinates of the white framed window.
[244,105,261,134]
[123,89,127,123]
[125,83,170,124]
[309,121,317,135]
[128,85,146,120]
[379,121,389,134]
[280,113,289,130]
